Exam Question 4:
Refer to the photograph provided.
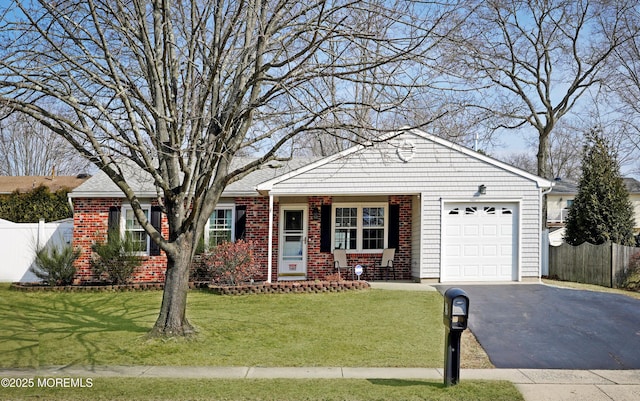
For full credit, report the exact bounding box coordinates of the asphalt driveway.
[437,284,640,369]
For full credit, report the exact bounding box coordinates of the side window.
[203,206,235,249]
[208,208,233,247]
[123,207,150,254]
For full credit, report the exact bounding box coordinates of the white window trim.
[331,202,388,253]
[204,204,235,247]
[121,204,151,256]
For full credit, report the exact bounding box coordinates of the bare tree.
[608,5,640,175]
[446,0,638,179]
[0,0,456,336]
[503,122,583,181]
[0,111,91,176]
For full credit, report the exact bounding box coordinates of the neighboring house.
[68,128,553,284]
[0,174,90,195]
[547,177,640,233]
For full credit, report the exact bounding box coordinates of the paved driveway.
[437,284,640,369]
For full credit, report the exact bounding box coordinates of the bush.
[30,244,80,286]
[197,240,258,285]
[91,232,143,284]
[618,252,640,291]
[0,185,72,223]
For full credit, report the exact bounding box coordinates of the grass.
[0,378,523,401]
[0,284,519,400]
[543,278,640,300]
[0,284,459,368]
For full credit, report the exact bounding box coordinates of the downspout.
[267,193,274,283]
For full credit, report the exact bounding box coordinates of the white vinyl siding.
[268,131,546,280]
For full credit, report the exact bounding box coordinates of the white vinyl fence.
[0,218,73,282]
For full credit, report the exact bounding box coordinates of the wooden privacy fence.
[549,241,640,288]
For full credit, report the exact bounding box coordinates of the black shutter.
[150,206,162,256]
[235,205,246,241]
[388,204,400,250]
[107,206,120,242]
[320,204,332,252]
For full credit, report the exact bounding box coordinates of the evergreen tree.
[564,131,635,246]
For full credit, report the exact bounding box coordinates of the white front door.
[279,206,308,280]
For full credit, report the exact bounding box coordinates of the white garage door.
[443,203,518,282]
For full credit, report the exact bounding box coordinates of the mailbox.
[443,287,469,331]
[442,287,469,387]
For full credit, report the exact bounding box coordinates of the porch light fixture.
[312,207,321,220]
[478,185,487,195]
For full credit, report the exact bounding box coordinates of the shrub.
[198,240,258,285]
[0,185,72,223]
[90,232,143,284]
[618,252,640,291]
[30,244,80,286]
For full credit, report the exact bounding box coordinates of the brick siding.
[71,195,413,283]
[71,198,167,284]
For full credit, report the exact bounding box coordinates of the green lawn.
[1,285,446,368]
[0,378,523,401]
[0,284,523,400]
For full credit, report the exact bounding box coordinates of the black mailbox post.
[443,287,469,387]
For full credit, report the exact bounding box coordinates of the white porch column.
[267,194,274,283]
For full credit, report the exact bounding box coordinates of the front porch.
[249,194,415,283]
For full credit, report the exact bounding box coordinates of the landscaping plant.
[91,232,143,284]
[619,252,640,291]
[30,243,80,286]
[198,240,259,285]
[564,131,636,246]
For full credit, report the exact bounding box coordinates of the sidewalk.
[2,366,639,401]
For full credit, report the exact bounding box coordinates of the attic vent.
[396,140,415,162]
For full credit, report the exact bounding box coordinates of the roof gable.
[257,128,553,194]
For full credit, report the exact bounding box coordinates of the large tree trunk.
[537,129,552,230]
[150,236,196,337]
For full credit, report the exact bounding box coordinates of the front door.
[279,206,308,280]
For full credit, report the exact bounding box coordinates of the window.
[204,206,235,248]
[363,207,385,249]
[333,204,387,252]
[208,208,233,246]
[122,206,150,254]
[334,207,357,250]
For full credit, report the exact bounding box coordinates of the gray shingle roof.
[69,158,317,198]
[549,177,640,194]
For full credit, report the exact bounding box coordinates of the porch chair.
[333,249,349,279]
[377,248,396,281]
